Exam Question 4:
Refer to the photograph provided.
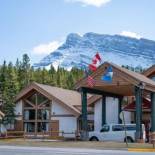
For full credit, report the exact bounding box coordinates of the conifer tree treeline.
[0,54,84,124]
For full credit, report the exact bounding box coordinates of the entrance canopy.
[75,62,155,141]
[75,62,155,96]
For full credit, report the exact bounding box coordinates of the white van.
[89,124,146,142]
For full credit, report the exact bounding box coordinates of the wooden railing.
[0,130,80,140]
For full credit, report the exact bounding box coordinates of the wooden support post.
[35,93,37,137]
[151,92,155,147]
[102,95,106,126]
[135,86,142,142]
[118,97,123,124]
[151,92,155,132]
[81,89,88,140]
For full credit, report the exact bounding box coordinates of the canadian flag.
[89,52,102,71]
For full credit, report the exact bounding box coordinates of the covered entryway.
[75,62,155,142]
[124,97,151,142]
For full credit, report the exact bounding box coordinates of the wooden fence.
[0,130,80,140]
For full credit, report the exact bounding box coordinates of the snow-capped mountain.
[33,32,155,70]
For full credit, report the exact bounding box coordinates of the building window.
[37,109,49,120]
[24,122,35,133]
[151,76,155,81]
[24,110,35,120]
[23,91,51,134]
[37,122,49,132]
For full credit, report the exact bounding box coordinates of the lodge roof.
[15,82,82,116]
[143,65,155,78]
[75,62,155,96]
[123,98,151,112]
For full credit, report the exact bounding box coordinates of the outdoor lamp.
[138,82,145,90]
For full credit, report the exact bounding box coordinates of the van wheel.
[89,136,99,141]
[124,137,134,143]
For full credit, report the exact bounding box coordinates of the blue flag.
[101,66,113,83]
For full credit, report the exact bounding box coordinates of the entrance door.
[51,120,59,138]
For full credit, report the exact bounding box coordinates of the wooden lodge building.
[75,62,155,141]
[124,65,155,123]
[14,82,82,138]
[1,61,155,142]
[13,82,123,138]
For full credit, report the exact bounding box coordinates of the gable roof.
[88,95,102,106]
[143,65,155,78]
[15,82,82,116]
[123,98,151,112]
[75,62,155,96]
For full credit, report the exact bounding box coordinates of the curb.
[128,148,155,152]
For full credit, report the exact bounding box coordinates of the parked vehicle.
[89,124,146,142]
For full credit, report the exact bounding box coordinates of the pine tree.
[18,54,31,89]
[2,62,18,125]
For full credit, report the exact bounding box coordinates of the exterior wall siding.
[94,100,102,131]
[51,100,78,137]
[123,111,131,123]
[106,97,119,124]
[94,97,131,131]
[51,101,73,115]
[52,116,77,137]
[15,100,23,116]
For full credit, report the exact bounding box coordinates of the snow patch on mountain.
[33,32,155,70]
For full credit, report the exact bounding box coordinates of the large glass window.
[37,93,48,105]
[37,122,49,132]
[23,91,51,135]
[27,94,36,105]
[24,122,35,133]
[24,110,35,120]
[37,109,49,120]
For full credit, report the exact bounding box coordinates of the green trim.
[80,87,122,98]
[102,96,106,126]
[135,86,142,140]
[81,89,88,140]
[118,97,123,124]
[151,92,155,132]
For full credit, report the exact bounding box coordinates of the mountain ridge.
[33,32,155,70]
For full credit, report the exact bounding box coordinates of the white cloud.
[120,31,142,39]
[32,40,62,56]
[65,0,111,7]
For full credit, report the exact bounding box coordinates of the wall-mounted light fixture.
[138,82,145,90]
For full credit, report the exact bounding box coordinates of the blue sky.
[0,0,155,64]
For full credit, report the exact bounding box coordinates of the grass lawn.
[0,138,154,150]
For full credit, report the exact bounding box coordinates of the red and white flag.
[87,75,95,87]
[89,52,102,71]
